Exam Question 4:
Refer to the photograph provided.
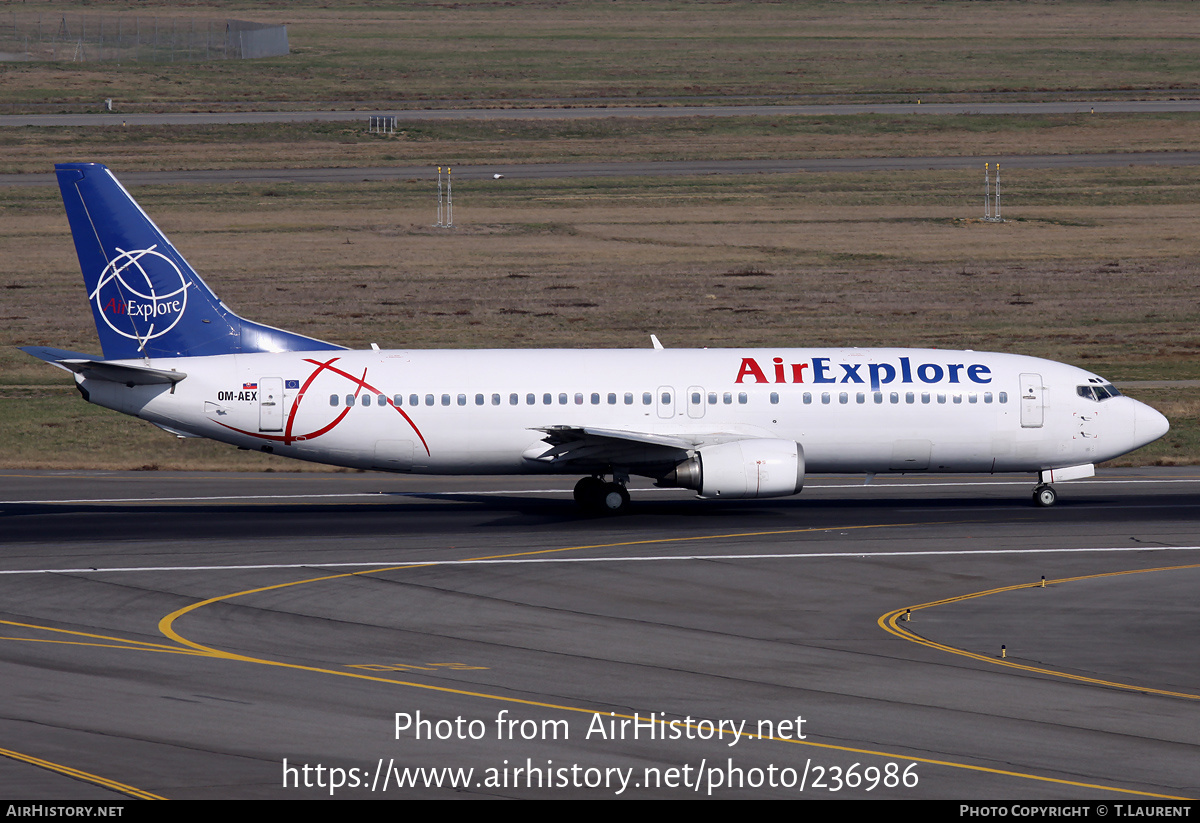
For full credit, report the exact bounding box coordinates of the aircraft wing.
[526,425,759,472]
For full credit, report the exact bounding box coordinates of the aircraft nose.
[1134,401,1170,447]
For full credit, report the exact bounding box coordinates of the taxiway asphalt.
[0,468,1196,799]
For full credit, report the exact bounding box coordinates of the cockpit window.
[1078,383,1121,401]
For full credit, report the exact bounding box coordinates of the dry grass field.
[6,113,1200,175]
[3,0,1198,109]
[2,0,1198,469]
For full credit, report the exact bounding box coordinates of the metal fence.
[0,13,288,62]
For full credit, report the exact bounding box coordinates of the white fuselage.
[78,347,1166,479]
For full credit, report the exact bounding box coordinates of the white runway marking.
[3,544,1198,576]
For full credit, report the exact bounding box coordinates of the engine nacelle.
[659,439,804,499]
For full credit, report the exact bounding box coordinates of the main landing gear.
[574,475,630,515]
[1032,484,1057,507]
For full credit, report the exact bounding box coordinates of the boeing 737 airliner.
[23,163,1169,512]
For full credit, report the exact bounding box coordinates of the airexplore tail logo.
[90,245,190,345]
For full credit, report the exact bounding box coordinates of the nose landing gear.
[574,475,631,515]
[1031,465,1095,507]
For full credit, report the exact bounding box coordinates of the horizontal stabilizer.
[59,360,186,386]
[20,347,185,386]
[20,345,102,371]
[152,423,202,438]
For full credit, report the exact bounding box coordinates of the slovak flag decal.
[243,382,258,391]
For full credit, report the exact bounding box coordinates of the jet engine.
[658,439,804,499]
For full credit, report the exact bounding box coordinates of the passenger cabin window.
[624,393,634,405]
[475,394,484,406]
[361,394,371,407]
[329,394,339,407]
[771,392,780,404]
[345,394,356,407]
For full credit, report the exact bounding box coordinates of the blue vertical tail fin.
[56,163,343,360]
